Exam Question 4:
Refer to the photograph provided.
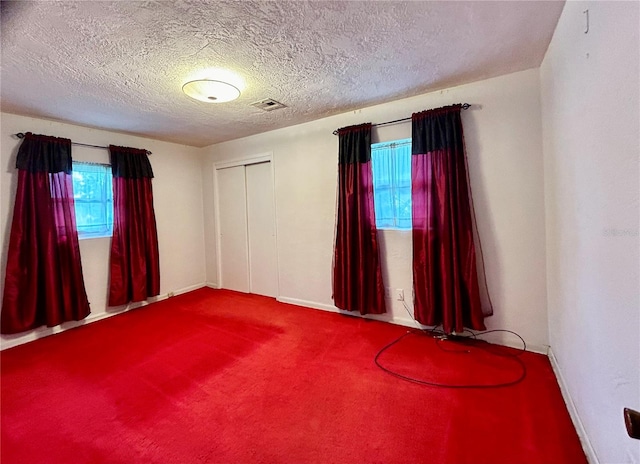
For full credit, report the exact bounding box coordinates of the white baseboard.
[0,282,208,351]
[276,296,547,353]
[173,282,207,296]
[548,347,599,464]
[277,296,415,327]
[0,286,550,359]
[276,296,415,327]
[276,296,337,313]
[479,337,548,355]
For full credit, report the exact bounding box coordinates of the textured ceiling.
[0,1,564,147]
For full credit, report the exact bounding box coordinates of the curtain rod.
[332,103,471,136]
[13,132,152,155]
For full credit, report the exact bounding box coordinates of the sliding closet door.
[246,162,278,297]
[217,165,250,293]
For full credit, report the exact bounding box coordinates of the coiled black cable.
[374,326,528,389]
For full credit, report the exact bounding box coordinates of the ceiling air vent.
[251,98,287,112]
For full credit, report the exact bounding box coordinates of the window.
[371,138,412,230]
[72,162,113,239]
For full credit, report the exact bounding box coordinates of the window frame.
[71,161,114,240]
[371,138,412,231]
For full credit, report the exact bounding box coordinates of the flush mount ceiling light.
[182,79,240,103]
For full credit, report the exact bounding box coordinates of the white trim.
[213,152,278,297]
[214,152,272,170]
[0,283,207,351]
[509,341,548,355]
[172,283,206,296]
[242,166,251,292]
[276,296,548,354]
[1,285,551,359]
[277,296,411,326]
[269,159,282,298]
[213,164,224,290]
[277,296,339,313]
[548,347,599,464]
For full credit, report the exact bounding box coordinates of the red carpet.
[1,288,586,463]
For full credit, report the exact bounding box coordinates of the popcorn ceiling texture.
[0,1,563,147]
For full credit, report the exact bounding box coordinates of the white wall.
[0,113,207,349]
[540,2,640,463]
[202,68,549,351]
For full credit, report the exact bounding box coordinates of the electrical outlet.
[384,287,392,299]
[395,289,404,301]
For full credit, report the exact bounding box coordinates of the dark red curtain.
[108,145,160,306]
[333,123,386,315]
[411,105,487,333]
[1,133,90,334]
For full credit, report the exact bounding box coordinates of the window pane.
[372,139,412,230]
[374,187,396,228]
[72,162,113,239]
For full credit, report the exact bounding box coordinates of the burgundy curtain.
[1,133,90,334]
[411,105,487,333]
[108,145,160,306]
[332,123,386,315]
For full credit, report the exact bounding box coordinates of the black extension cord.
[374,327,528,389]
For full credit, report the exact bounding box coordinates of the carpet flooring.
[1,288,587,463]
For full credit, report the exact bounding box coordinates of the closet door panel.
[217,166,250,293]
[246,162,278,297]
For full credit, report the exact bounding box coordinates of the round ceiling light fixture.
[182,79,241,103]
